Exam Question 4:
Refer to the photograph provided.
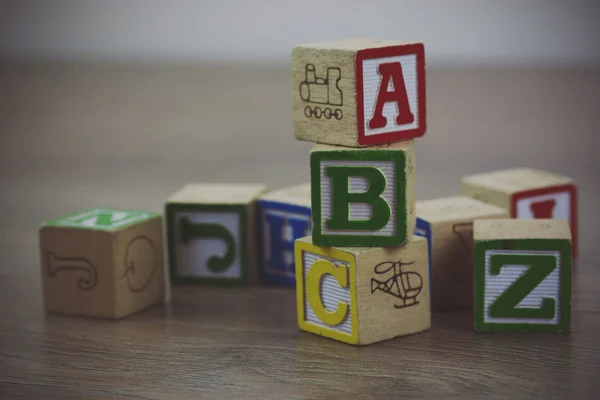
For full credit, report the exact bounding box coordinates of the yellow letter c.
[306,259,349,326]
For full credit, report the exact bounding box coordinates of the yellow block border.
[295,240,358,344]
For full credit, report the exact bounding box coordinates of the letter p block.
[165,183,268,285]
[310,140,416,247]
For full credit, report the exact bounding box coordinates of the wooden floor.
[1,62,599,399]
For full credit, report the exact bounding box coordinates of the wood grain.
[0,62,599,399]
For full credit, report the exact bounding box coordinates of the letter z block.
[461,168,578,259]
[165,183,268,285]
[295,235,430,345]
[39,208,165,319]
[257,183,312,285]
[292,39,426,147]
[310,140,415,247]
[415,196,509,312]
[473,219,572,332]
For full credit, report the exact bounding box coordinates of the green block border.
[43,208,159,231]
[165,203,250,286]
[474,238,572,332]
[310,148,406,247]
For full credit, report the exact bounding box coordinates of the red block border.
[355,43,426,146]
[510,184,578,260]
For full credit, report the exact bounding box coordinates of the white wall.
[1,0,599,67]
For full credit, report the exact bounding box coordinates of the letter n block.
[415,196,508,312]
[310,140,415,247]
[295,235,430,345]
[39,208,165,319]
[257,183,312,285]
[461,168,578,259]
[292,39,426,147]
[473,219,572,332]
[165,183,268,285]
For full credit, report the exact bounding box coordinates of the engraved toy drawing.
[370,260,423,309]
[179,216,236,273]
[46,251,98,291]
[299,64,343,120]
[122,235,158,293]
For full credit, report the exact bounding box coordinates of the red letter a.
[368,62,414,129]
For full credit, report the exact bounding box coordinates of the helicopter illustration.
[370,260,423,309]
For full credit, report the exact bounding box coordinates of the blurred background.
[1,0,600,67]
[0,1,599,253]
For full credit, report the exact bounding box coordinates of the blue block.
[415,217,433,297]
[257,200,311,286]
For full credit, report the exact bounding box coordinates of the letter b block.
[165,183,268,285]
[474,219,572,332]
[310,140,415,247]
[292,39,426,147]
[295,235,430,345]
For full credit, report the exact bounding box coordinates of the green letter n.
[325,166,391,231]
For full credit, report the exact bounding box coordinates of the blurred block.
[415,196,508,312]
[461,168,578,259]
[165,183,268,285]
[257,183,312,286]
[39,208,165,319]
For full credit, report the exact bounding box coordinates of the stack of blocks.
[36,38,577,339]
[291,39,431,345]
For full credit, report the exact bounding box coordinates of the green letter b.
[325,166,391,231]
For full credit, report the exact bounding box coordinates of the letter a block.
[257,183,312,285]
[473,219,572,332]
[295,235,430,345]
[39,208,165,319]
[415,196,509,312]
[461,168,578,259]
[310,140,415,247]
[165,183,268,285]
[292,39,426,147]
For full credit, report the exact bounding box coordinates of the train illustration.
[371,260,423,309]
[299,64,343,120]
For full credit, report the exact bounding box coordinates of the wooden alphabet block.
[257,183,312,286]
[295,235,430,345]
[415,196,509,311]
[39,208,165,319]
[473,219,572,332]
[165,183,267,285]
[292,39,426,147]
[461,168,578,259]
[310,140,416,247]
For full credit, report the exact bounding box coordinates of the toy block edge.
[257,199,311,286]
[511,183,578,259]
